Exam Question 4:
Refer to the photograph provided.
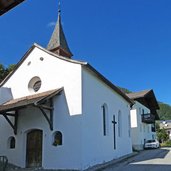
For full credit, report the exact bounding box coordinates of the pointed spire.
[47,1,73,58]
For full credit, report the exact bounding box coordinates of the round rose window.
[28,76,42,92]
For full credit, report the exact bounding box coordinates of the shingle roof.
[47,10,73,58]
[127,90,152,99]
[127,89,160,119]
[0,88,63,113]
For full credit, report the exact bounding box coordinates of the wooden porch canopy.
[0,0,25,16]
[0,88,63,134]
[127,89,160,120]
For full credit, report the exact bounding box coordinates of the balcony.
[142,113,155,124]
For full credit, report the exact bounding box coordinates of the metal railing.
[0,156,8,171]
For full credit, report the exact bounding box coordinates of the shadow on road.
[132,148,170,162]
[112,148,171,171]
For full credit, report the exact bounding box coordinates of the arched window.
[118,110,122,137]
[8,136,16,149]
[53,131,63,146]
[102,104,108,136]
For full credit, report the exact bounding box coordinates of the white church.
[0,6,135,171]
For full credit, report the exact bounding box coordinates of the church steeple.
[47,1,73,58]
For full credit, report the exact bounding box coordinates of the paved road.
[102,147,171,171]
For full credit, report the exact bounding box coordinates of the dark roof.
[47,10,73,58]
[0,44,134,106]
[0,0,25,16]
[127,90,160,119]
[127,90,152,99]
[0,88,63,113]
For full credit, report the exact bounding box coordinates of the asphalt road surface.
[102,147,171,171]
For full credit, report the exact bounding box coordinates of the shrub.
[160,140,171,147]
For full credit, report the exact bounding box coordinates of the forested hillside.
[158,102,171,120]
[0,64,15,83]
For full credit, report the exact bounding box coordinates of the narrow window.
[53,131,62,146]
[102,105,106,136]
[102,104,108,136]
[118,110,122,137]
[10,137,15,148]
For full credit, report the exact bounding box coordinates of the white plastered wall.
[81,68,132,169]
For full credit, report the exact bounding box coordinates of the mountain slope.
[158,102,171,120]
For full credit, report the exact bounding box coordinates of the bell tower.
[47,1,73,58]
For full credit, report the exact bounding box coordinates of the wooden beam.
[14,111,18,135]
[36,104,53,111]
[0,113,14,117]
[50,99,53,131]
[2,110,18,135]
[34,99,54,131]
[38,107,53,131]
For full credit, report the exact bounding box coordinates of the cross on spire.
[58,0,61,15]
[47,0,73,58]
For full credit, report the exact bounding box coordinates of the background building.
[127,90,160,151]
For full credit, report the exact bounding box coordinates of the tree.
[155,121,160,132]
[157,128,169,143]
[7,64,15,73]
[118,87,132,94]
[0,64,6,82]
[0,64,15,83]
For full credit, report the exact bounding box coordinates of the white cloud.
[47,21,56,28]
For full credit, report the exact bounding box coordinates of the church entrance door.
[26,129,43,168]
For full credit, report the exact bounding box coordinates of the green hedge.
[161,140,171,147]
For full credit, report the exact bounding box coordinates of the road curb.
[86,152,138,171]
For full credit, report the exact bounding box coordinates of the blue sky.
[1,0,171,105]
